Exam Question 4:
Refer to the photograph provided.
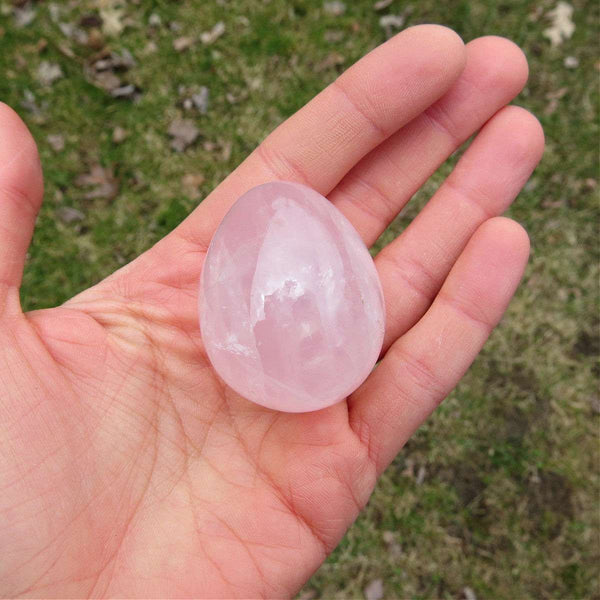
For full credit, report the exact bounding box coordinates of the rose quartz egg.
[199,181,385,412]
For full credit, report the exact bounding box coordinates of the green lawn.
[1,0,598,598]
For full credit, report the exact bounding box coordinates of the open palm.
[0,27,543,598]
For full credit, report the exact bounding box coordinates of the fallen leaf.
[58,21,88,44]
[192,86,210,113]
[416,464,426,485]
[463,587,477,600]
[37,61,63,86]
[324,1,346,16]
[111,84,139,100]
[112,126,128,144]
[13,4,35,27]
[173,36,195,52]
[86,28,104,50]
[182,173,205,199]
[374,0,393,10]
[48,3,61,22]
[142,40,158,55]
[57,42,75,59]
[75,164,119,200]
[148,13,162,27]
[543,2,575,46]
[168,118,200,152]
[93,50,136,72]
[401,457,415,478]
[34,38,47,52]
[315,51,345,72]
[364,578,384,600]
[57,206,85,224]
[379,14,404,36]
[221,141,232,161]
[100,6,125,36]
[21,89,42,115]
[200,21,225,45]
[564,55,579,68]
[382,531,402,559]
[94,71,121,91]
[47,134,65,151]
[546,86,569,99]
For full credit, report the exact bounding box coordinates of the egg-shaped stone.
[199,181,385,412]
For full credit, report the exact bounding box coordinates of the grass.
[1,0,598,598]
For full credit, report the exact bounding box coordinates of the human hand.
[0,26,543,598]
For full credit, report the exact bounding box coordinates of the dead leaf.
[401,457,415,478]
[173,36,195,52]
[564,55,579,68]
[57,42,75,59]
[379,14,404,36]
[86,28,104,50]
[192,86,210,113]
[315,51,345,72]
[182,173,205,199]
[200,21,225,45]
[148,13,162,27]
[35,38,47,52]
[94,71,121,91]
[100,6,125,36]
[112,126,128,144]
[364,578,384,600]
[374,0,393,10]
[111,84,139,100]
[382,531,402,559]
[142,40,158,55]
[416,464,426,485]
[75,164,119,201]
[37,61,63,86]
[13,4,35,27]
[221,141,232,161]
[462,587,477,600]
[47,134,65,151]
[324,1,346,16]
[21,89,42,116]
[57,206,85,224]
[546,86,569,100]
[168,118,200,152]
[543,2,575,46]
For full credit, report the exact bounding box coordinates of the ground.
[0,0,598,598]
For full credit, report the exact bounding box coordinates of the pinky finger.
[348,217,530,474]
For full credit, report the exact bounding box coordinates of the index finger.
[175,25,466,250]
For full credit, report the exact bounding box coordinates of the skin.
[0,26,544,599]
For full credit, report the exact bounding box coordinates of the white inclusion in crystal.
[217,332,251,356]
[249,195,343,329]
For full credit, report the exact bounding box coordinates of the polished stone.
[200,181,385,412]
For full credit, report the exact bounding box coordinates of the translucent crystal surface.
[199,181,385,412]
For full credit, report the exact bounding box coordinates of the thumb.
[0,103,43,315]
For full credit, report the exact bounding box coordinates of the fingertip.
[493,105,545,167]
[388,24,467,84]
[465,36,529,98]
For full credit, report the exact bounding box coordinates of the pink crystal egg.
[199,181,385,412]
